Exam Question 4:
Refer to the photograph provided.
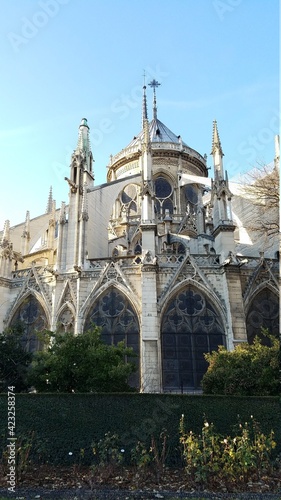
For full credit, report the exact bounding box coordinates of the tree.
[0,324,33,392]
[241,164,279,239]
[202,330,280,396]
[27,326,137,393]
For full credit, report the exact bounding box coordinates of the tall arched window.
[10,294,47,352]
[84,287,140,388]
[246,288,279,344]
[161,287,225,392]
[154,177,173,218]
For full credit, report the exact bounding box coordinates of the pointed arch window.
[246,288,279,344]
[154,176,174,218]
[57,308,75,333]
[161,287,225,392]
[84,286,140,388]
[10,294,47,352]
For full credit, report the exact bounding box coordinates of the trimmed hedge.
[0,394,280,465]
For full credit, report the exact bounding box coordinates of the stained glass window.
[57,308,75,333]
[120,184,139,217]
[185,185,198,205]
[84,287,140,388]
[154,177,173,217]
[155,177,172,198]
[246,288,279,344]
[161,287,225,391]
[10,294,47,352]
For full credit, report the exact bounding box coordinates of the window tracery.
[154,177,174,217]
[161,287,225,391]
[246,288,279,344]
[10,294,47,352]
[84,287,140,388]
[57,308,74,333]
[111,183,141,222]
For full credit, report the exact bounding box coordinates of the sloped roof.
[126,117,188,148]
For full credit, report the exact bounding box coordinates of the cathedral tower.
[63,118,94,271]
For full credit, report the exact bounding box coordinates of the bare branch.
[240,163,280,238]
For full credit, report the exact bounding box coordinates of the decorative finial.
[59,202,66,224]
[77,118,91,153]
[22,211,30,239]
[211,120,224,181]
[2,220,10,244]
[211,120,224,156]
[46,186,53,214]
[148,79,161,120]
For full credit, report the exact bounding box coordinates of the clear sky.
[0,0,279,229]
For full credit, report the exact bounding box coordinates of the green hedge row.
[0,394,280,465]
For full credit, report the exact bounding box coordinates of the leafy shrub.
[28,327,137,393]
[202,329,280,396]
[179,414,276,487]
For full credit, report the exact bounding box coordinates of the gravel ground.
[0,487,281,499]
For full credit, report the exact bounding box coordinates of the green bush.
[28,327,137,393]
[179,414,276,487]
[202,330,280,396]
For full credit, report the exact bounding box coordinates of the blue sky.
[0,0,279,229]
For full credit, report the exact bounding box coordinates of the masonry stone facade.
[0,86,279,392]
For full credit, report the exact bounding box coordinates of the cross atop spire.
[148,79,161,119]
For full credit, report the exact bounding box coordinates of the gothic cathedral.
[0,83,279,392]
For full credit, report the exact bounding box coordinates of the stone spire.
[51,199,56,221]
[77,118,90,151]
[0,220,14,277]
[21,211,30,255]
[148,79,161,120]
[59,201,66,224]
[65,119,94,271]
[22,211,30,237]
[47,199,56,252]
[46,186,53,214]
[76,118,93,174]
[211,120,224,180]
[142,118,151,179]
[142,82,148,129]
[1,220,10,245]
